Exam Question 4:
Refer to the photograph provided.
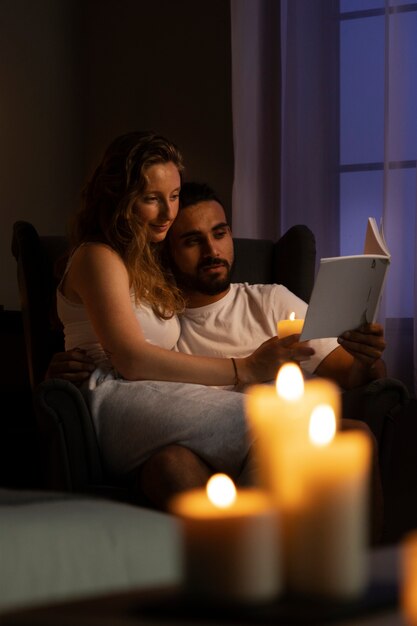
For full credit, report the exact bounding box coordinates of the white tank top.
[56,246,180,368]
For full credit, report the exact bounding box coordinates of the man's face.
[168,200,234,298]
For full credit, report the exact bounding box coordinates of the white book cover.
[300,218,391,341]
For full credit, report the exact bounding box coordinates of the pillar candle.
[170,474,282,603]
[287,408,371,599]
[244,363,341,505]
[277,311,304,338]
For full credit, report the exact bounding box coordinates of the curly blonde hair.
[70,130,185,318]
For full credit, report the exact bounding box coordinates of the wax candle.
[277,311,304,338]
[170,474,282,603]
[401,530,417,625]
[244,363,341,505]
[287,406,371,599]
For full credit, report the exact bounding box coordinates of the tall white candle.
[170,474,282,603]
[287,407,371,599]
[244,363,341,505]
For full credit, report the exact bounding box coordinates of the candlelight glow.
[309,404,336,446]
[289,311,296,321]
[401,531,417,624]
[275,362,304,401]
[206,474,237,508]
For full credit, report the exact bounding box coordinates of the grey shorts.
[83,370,252,479]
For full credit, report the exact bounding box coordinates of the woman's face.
[134,161,181,243]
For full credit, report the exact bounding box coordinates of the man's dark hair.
[180,182,223,210]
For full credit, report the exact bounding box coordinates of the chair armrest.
[34,379,105,490]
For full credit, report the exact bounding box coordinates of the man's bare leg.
[136,445,213,511]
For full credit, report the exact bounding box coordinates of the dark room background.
[1,0,234,312]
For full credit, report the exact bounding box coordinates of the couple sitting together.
[50,130,394,541]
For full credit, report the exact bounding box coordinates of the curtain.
[380,1,417,396]
[231,0,340,260]
[280,0,340,262]
[230,0,281,239]
[230,0,416,395]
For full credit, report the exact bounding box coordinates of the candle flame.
[289,311,296,321]
[309,404,336,446]
[206,473,236,509]
[276,362,304,401]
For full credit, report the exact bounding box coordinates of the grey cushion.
[0,489,180,613]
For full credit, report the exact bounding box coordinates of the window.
[339,1,417,317]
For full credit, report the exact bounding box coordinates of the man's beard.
[172,257,233,296]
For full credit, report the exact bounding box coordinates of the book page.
[364,217,390,257]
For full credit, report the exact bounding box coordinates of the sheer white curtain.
[230,0,416,394]
[280,0,340,262]
[231,0,339,258]
[380,1,417,396]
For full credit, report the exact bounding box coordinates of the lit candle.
[277,311,304,338]
[170,474,282,603]
[401,530,417,624]
[245,363,341,505]
[287,406,371,599]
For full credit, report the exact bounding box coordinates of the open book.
[300,218,391,341]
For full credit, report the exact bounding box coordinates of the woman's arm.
[66,244,314,386]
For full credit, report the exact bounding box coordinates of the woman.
[57,130,311,506]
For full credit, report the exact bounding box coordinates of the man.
[168,182,387,390]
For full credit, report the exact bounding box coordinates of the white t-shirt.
[177,283,339,379]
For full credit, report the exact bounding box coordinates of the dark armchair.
[12,220,316,499]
